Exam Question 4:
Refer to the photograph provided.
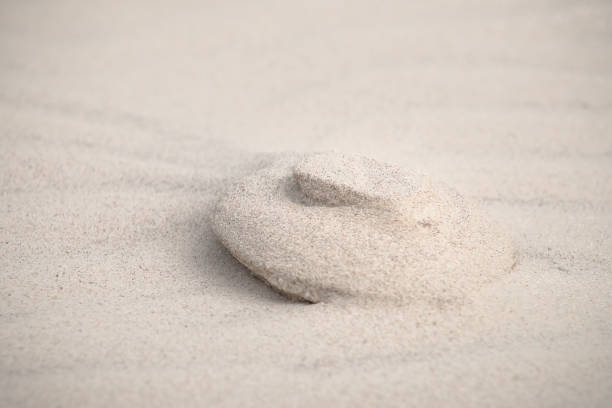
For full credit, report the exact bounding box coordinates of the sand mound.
[212,152,517,305]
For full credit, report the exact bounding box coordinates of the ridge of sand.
[212,152,517,305]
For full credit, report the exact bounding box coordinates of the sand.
[212,152,517,304]
[1,0,612,407]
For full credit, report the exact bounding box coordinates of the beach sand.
[1,0,611,406]
[211,152,518,304]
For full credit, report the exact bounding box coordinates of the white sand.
[1,0,611,407]
[212,152,516,304]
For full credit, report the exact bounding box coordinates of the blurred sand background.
[1,0,611,406]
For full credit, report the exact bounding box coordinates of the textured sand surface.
[212,152,517,304]
[1,0,611,407]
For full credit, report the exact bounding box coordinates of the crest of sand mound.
[212,152,517,305]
